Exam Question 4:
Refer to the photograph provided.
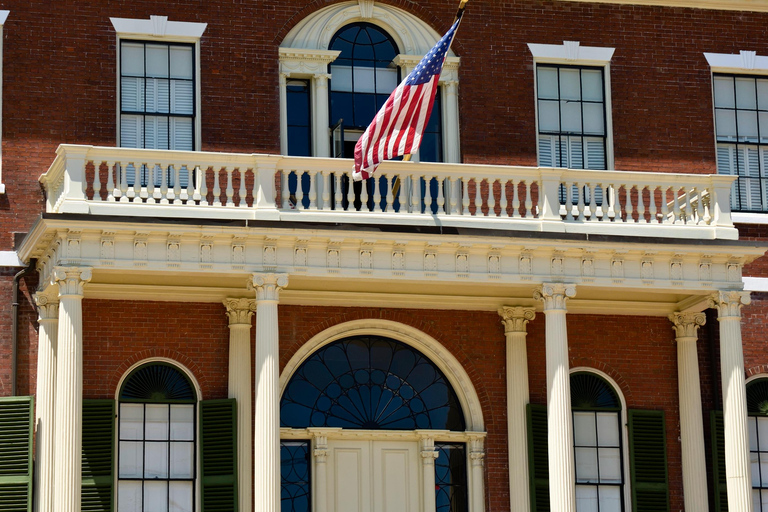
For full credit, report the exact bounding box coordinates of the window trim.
[746,374,768,510]
[110,16,206,151]
[0,10,10,195]
[570,367,632,512]
[528,41,616,170]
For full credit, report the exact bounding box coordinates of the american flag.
[353,12,464,181]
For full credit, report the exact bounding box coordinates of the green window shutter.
[711,410,728,512]
[628,409,670,512]
[81,399,115,512]
[0,396,34,512]
[200,398,238,512]
[526,403,549,512]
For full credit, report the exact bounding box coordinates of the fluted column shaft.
[420,436,439,512]
[34,291,59,512]
[499,306,536,512]
[468,434,486,512]
[52,267,91,512]
[710,291,754,512]
[535,283,577,512]
[670,312,709,512]
[225,298,257,512]
[251,274,288,512]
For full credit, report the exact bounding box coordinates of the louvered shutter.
[585,137,606,170]
[526,403,549,512]
[717,144,739,210]
[0,396,34,512]
[539,134,556,167]
[567,136,584,169]
[82,400,115,512]
[738,146,762,211]
[200,399,238,512]
[628,409,670,512]
[711,411,728,512]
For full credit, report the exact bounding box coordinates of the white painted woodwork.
[34,292,58,512]
[224,298,256,512]
[468,434,486,512]
[420,437,438,512]
[252,274,288,512]
[670,312,709,512]
[499,306,536,512]
[710,291,754,512]
[39,145,738,240]
[535,283,577,512]
[563,0,768,12]
[326,439,420,512]
[52,267,91,512]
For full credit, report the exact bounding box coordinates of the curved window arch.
[571,371,625,512]
[747,376,768,509]
[280,334,465,431]
[117,362,197,512]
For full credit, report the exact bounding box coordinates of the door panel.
[373,442,420,512]
[329,441,370,512]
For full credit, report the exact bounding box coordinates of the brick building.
[1,1,767,511]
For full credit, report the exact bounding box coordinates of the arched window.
[117,363,197,512]
[747,377,768,510]
[571,371,625,512]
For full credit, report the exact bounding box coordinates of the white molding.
[742,277,768,292]
[733,212,768,224]
[114,356,203,400]
[0,250,22,267]
[560,0,768,11]
[746,373,768,384]
[528,41,615,65]
[704,51,768,73]
[278,319,486,432]
[570,367,632,512]
[110,16,207,41]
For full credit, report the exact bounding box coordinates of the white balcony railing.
[40,145,739,239]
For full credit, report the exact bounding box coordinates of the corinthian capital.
[533,283,576,311]
[52,267,92,297]
[34,291,59,321]
[249,273,289,301]
[498,306,536,334]
[708,291,751,319]
[223,298,257,325]
[669,311,706,340]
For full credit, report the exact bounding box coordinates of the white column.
[279,72,288,155]
[251,273,288,512]
[225,298,257,512]
[442,81,460,163]
[309,430,330,512]
[709,291,754,512]
[468,434,486,512]
[313,74,331,157]
[34,291,58,512]
[52,267,91,512]
[420,436,439,512]
[534,283,577,512]
[499,306,535,512]
[669,312,709,512]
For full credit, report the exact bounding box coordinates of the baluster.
[437,177,445,214]
[91,161,101,201]
[462,178,470,216]
[525,181,533,218]
[144,164,155,204]
[684,186,693,224]
[486,179,495,217]
[474,178,482,216]
[118,162,129,202]
[672,186,681,224]
[136,164,147,201]
[565,181,574,221]
[604,184,616,222]
[373,175,382,213]
[198,167,208,205]
[386,174,394,213]
[576,183,586,221]
[635,185,645,223]
[420,176,431,214]
[221,167,232,206]
[106,161,116,202]
[334,173,342,211]
[450,178,460,215]
[412,175,421,214]
[695,187,705,224]
[126,163,138,202]
[360,176,369,211]
[587,183,597,221]
[500,179,509,218]
[305,171,315,210]
[172,166,182,204]
[660,186,669,223]
[238,168,247,207]
[648,185,657,223]
[321,171,330,211]
[294,171,304,210]
[347,173,356,210]
[280,171,289,209]
[511,180,520,218]
[158,164,169,204]
[212,167,222,206]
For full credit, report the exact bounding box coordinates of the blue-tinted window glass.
[435,443,468,512]
[280,336,465,431]
[281,441,310,512]
[287,80,311,157]
[420,89,443,163]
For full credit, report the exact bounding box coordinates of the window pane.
[750,417,758,450]
[119,441,144,478]
[331,91,353,127]
[758,417,768,451]
[581,70,603,102]
[146,404,170,440]
[375,67,398,94]
[170,46,193,80]
[736,78,757,109]
[170,442,194,478]
[754,489,762,512]
[121,77,145,112]
[716,109,737,139]
[738,110,759,141]
[576,485,599,512]
[575,447,599,481]
[145,441,169,478]
[118,480,143,512]
[121,43,145,77]
[330,66,353,92]
[598,485,622,512]
[169,481,194,512]
[170,118,193,151]
[762,453,768,487]
[353,67,376,94]
[435,443,468,512]
[582,103,604,135]
[170,405,195,441]
[147,78,170,113]
[574,412,597,446]
[752,451,761,486]
[538,100,560,132]
[762,489,768,510]
[559,68,581,101]
[146,45,169,78]
[758,79,768,110]
[598,447,622,483]
[537,67,559,99]
[171,81,194,115]
[561,101,582,133]
[714,77,735,108]
[760,112,768,143]
[121,404,145,440]
[144,481,169,512]
[281,441,311,512]
[121,116,143,149]
[596,413,620,447]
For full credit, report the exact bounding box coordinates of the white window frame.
[528,41,616,170]
[110,16,206,151]
[746,374,768,511]
[0,10,10,194]
[278,1,461,163]
[705,51,768,224]
[570,367,632,512]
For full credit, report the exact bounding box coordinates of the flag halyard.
[353,12,464,181]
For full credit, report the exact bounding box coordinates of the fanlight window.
[280,335,465,430]
[748,378,768,510]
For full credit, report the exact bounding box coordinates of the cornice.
[559,0,768,12]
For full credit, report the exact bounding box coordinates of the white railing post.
[709,175,736,228]
[253,155,280,218]
[58,145,91,214]
[539,169,563,223]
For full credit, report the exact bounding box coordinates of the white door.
[327,439,421,512]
